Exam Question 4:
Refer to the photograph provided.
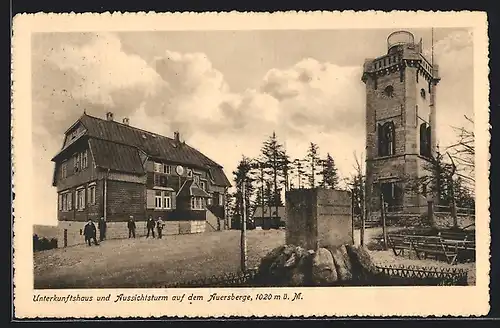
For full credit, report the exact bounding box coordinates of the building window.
[73,153,81,173]
[60,191,72,211]
[420,88,426,99]
[155,190,172,209]
[416,71,419,83]
[191,197,204,210]
[207,197,212,205]
[378,121,396,157]
[82,150,88,169]
[155,191,162,209]
[163,164,171,174]
[76,187,86,210]
[154,173,167,187]
[383,85,394,98]
[373,77,378,90]
[219,193,224,206]
[61,161,67,179]
[187,169,193,177]
[420,123,432,158]
[194,175,200,184]
[87,184,96,205]
[400,67,405,82]
[154,162,162,173]
[200,180,206,191]
[163,194,171,209]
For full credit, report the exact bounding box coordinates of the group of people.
[82,215,166,246]
[127,215,165,239]
[83,216,107,246]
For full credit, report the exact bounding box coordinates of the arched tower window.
[420,123,432,157]
[378,121,396,157]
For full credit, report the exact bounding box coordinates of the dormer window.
[187,169,193,177]
[383,85,394,98]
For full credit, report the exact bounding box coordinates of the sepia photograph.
[12,11,490,318]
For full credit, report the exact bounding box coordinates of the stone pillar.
[286,188,353,251]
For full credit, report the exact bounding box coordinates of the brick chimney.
[123,117,129,125]
[174,131,180,144]
[106,112,114,121]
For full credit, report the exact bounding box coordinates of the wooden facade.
[52,113,231,225]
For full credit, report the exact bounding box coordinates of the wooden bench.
[387,233,413,257]
[387,233,460,265]
[410,236,459,265]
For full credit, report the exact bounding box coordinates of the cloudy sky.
[31,28,473,225]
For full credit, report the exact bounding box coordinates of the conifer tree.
[260,132,287,221]
[304,142,322,188]
[320,152,340,189]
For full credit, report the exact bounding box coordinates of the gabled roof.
[89,139,145,175]
[54,113,232,187]
[80,114,219,168]
[177,179,211,198]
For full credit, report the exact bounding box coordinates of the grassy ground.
[34,229,284,289]
[34,226,476,288]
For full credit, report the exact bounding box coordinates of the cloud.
[31,30,473,225]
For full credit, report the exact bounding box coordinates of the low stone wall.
[50,220,207,248]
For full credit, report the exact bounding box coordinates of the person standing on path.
[127,215,136,238]
[83,219,99,246]
[156,217,165,239]
[97,216,107,242]
[146,215,156,239]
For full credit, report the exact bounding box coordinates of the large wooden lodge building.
[51,112,231,240]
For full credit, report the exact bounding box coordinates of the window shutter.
[171,192,176,209]
[82,189,86,209]
[146,189,155,209]
[58,194,63,211]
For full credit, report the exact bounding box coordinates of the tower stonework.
[362,31,440,219]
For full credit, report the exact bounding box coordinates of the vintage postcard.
[12,11,490,318]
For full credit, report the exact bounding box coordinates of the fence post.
[240,180,248,273]
[63,229,68,248]
[360,185,366,247]
[351,191,355,245]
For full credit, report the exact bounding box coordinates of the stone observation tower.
[361,30,441,219]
